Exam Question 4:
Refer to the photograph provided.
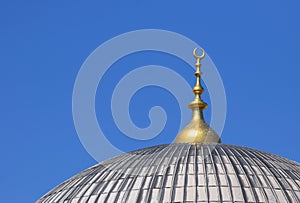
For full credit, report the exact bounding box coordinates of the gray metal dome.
[37,143,300,203]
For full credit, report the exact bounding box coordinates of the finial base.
[174,109,221,143]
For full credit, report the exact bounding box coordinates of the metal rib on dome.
[37,144,300,203]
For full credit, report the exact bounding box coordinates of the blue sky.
[1,1,300,202]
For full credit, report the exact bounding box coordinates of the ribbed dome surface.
[37,143,300,203]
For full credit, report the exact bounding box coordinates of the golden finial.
[189,48,207,110]
[174,48,221,143]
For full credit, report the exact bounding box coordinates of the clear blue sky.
[1,1,300,202]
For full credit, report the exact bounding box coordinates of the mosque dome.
[37,48,300,202]
[37,143,300,203]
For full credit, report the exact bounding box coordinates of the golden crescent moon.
[193,48,205,60]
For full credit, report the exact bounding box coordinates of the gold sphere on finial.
[193,48,205,60]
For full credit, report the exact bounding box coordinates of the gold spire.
[174,48,221,143]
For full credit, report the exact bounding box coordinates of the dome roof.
[37,143,300,203]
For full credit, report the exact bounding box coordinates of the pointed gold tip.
[174,48,221,144]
